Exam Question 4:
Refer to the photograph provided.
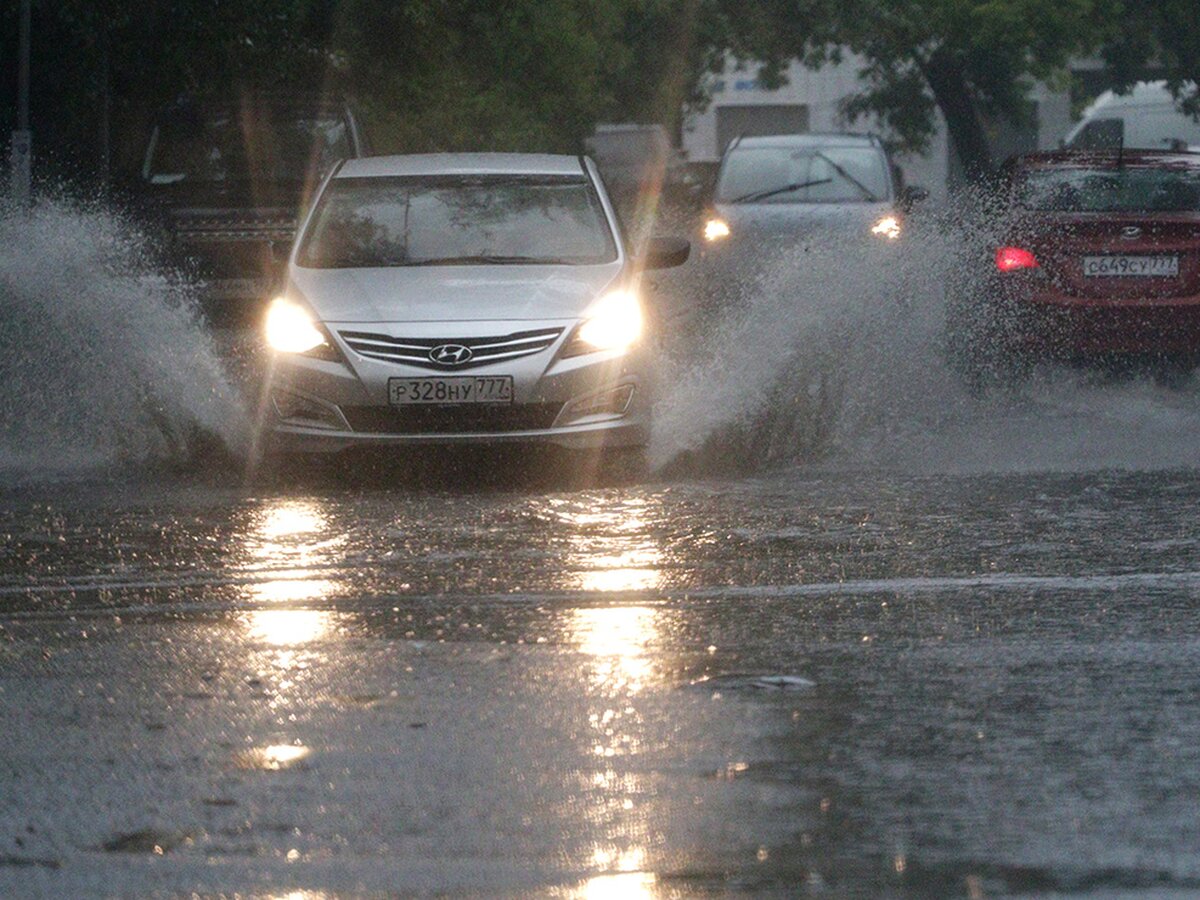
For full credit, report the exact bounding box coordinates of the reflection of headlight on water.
[234,743,311,770]
[578,871,657,900]
[871,215,902,240]
[703,218,731,242]
[245,608,334,646]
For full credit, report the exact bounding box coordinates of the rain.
[5,2,1200,896]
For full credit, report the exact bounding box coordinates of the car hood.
[714,201,894,238]
[288,262,625,323]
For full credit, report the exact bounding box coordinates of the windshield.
[297,175,618,268]
[1017,165,1200,212]
[716,145,890,203]
[144,111,352,184]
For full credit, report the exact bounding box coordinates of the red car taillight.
[996,246,1039,272]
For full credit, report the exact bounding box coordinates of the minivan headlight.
[265,297,328,354]
[563,289,643,357]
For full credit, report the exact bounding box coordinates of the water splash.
[0,195,249,480]
[650,201,1200,476]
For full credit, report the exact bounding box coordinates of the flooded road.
[6,199,1200,896]
[4,468,1200,896]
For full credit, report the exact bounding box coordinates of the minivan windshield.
[1018,165,1200,212]
[144,111,352,184]
[716,146,890,204]
[298,175,618,268]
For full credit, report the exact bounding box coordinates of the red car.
[948,150,1200,384]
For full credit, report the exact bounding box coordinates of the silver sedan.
[260,153,688,460]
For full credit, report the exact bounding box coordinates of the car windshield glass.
[716,146,889,203]
[1018,165,1200,212]
[297,175,618,268]
[144,111,351,184]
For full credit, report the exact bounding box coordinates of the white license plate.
[1082,255,1180,277]
[388,376,513,405]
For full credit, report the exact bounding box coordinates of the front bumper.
[268,414,649,453]
[262,328,653,454]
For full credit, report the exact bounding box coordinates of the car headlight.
[563,289,643,357]
[703,218,731,242]
[264,297,333,356]
[871,215,902,240]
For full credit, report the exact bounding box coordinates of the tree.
[2,0,716,181]
[707,0,1119,180]
[329,0,718,153]
[1102,0,1200,116]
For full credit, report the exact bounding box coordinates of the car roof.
[1082,80,1176,113]
[337,153,587,179]
[728,133,882,151]
[1010,149,1200,171]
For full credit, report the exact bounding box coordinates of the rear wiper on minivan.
[813,151,880,202]
[404,255,586,266]
[730,178,833,204]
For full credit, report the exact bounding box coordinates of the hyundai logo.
[1121,226,1143,240]
[429,343,473,365]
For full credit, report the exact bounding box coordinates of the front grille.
[340,403,563,434]
[338,327,564,371]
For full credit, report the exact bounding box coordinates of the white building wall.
[1031,81,1073,151]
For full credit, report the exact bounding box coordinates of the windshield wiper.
[404,255,583,266]
[813,151,880,202]
[730,178,833,204]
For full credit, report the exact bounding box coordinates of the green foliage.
[7,0,1200,187]
[332,0,718,153]
[1103,0,1200,117]
[707,0,1120,178]
[1,0,715,180]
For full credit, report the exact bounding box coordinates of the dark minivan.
[134,94,369,322]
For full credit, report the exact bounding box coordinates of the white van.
[1063,81,1200,151]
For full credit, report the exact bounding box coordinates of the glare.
[265,297,326,353]
[703,217,731,241]
[572,605,660,697]
[261,503,326,538]
[577,871,656,900]
[871,215,902,240]
[242,499,342,574]
[575,606,656,660]
[579,567,660,593]
[246,609,334,646]
[234,743,311,770]
[251,578,335,604]
[591,845,646,871]
[576,290,643,352]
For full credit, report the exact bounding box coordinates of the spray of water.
[650,198,1200,476]
[0,195,250,480]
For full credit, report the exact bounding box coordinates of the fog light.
[271,389,346,430]
[560,384,635,423]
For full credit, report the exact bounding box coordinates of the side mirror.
[900,185,930,211]
[638,235,690,270]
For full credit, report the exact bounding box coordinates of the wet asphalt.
[3,466,1200,897]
